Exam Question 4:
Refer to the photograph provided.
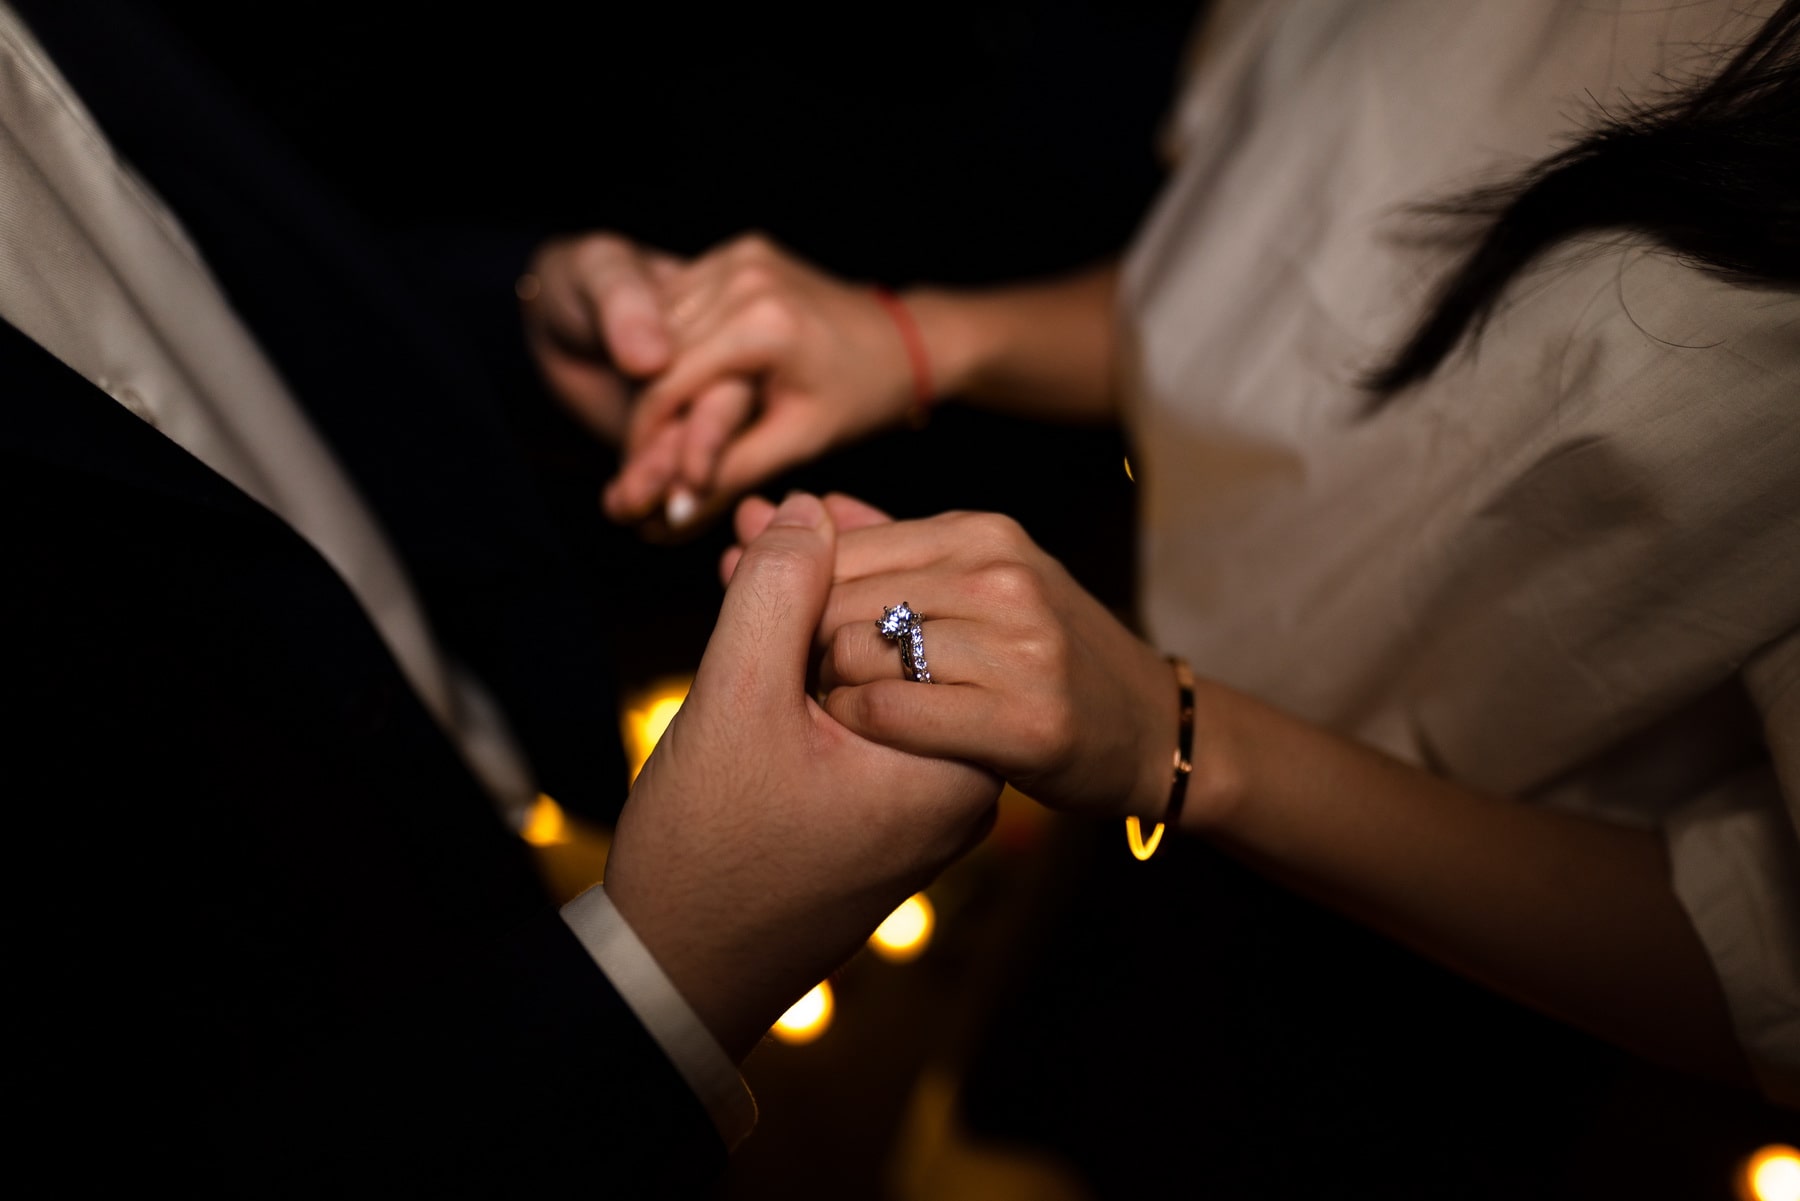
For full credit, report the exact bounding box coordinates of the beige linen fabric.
[1121,0,1800,1098]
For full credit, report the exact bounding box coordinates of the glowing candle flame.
[869,894,936,962]
[772,981,834,1045]
[519,795,569,847]
[624,680,691,781]
[1744,1146,1800,1201]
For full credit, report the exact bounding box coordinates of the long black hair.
[1368,0,1800,399]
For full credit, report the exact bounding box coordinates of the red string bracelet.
[872,286,935,427]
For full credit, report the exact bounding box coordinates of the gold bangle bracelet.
[1126,655,1195,861]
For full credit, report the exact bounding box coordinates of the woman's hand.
[720,498,1753,1083]
[604,235,922,525]
[727,495,1183,824]
[608,492,1001,1060]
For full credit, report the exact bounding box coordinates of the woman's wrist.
[896,266,1121,423]
[897,286,989,403]
[1182,675,1251,833]
[1136,671,1251,840]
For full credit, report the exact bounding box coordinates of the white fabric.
[0,4,753,1142]
[563,887,758,1148]
[1122,0,1800,1100]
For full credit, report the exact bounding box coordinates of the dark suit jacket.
[2,3,720,1194]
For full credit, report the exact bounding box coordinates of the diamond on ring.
[878,602,917,640]
[878,602,934,684]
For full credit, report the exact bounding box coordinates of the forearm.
[812,506,1750,1081]
[1185,678,1752,1084]
[903,261,1121,422]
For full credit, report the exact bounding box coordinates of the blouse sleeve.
[1667,629,1800,1106]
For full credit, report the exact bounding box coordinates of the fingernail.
[665,487,699,528]
[769,491,823,529]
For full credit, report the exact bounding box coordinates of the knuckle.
[964,511,1026,550]
[1012,628,1067,675]
[574,233,629,272]
[733,231,777,260]
[743,295,799,344]
[727,261,778,299]
[975,561,1042,611]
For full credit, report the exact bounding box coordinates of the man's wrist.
[561,884,759,1147]
[599,859,763,1062]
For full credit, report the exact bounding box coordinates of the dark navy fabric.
[1,3,716,1193]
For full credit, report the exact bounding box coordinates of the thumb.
[587,243,672,378]
[699,492,835,705]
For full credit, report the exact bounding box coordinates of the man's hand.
[603,492,1000,1060]
[520,232,683,444]
[603,235,923,526]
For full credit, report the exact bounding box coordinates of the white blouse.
[1123,0,1800,1101]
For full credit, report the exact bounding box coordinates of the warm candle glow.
[624,679,691,781]
[1743,1146,1800,1201]
[519,795,570,847]
[869,894,935,962]
[772,981,834,1045]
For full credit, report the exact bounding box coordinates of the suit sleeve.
[0,405,725,1196]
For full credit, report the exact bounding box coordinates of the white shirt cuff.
[559,884,758,1149]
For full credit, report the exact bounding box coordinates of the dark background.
[148,4,1796,1197]
[156,2,1194,686]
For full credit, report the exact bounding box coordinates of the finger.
[822,493,895,532]
[732,495,780,545]
[816,570,983,648]
[815,519,964,592]
[718,544,744,587]
[628,323,786,454]
[605,421,684,522]
[528,250,599,345]
[703,492,836,705]
[581,238,673,377]
[680,376,756,493]
[821,616,989,690]
[709,405,830,499]
[822,678,1009,767]
[725,494,887,585]
[825,510,1038,585]
[660,263,735,343]
[534,348,631,441]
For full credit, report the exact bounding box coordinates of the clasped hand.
[523,231,921,528]
[539,232,1182,1053]
[604,487,1184,1058]
[724,494,1184,828]
[605,492,999,1059]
